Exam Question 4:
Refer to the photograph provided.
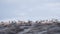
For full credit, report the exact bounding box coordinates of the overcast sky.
[0,0,60,21]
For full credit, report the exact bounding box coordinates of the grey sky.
[0,0,60,21]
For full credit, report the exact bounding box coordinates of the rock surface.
[0,20,60,34]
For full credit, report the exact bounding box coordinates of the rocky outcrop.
[0,19,60,34]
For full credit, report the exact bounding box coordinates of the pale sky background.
[0,0,60,21]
